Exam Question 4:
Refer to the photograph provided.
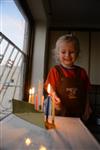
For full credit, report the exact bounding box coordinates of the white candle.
[29,89,32,103]
[41,95,44,110]
[52,92,55,123]
[29,87,35,104]
[31,87,35,104]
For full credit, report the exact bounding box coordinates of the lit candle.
[31,87,35,104]
[29,88,32,103]
[52,92,55,124]
[46,84,51,121]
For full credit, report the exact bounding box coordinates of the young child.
[44,34,92,122]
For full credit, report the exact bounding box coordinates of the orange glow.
[29,87,35,95]
[29,89,32,94]
[31,87,35,94]
[29,87,35,104]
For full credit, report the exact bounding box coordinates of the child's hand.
[53,94,61,110]
[50,89,61,110]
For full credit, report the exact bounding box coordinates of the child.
[44,34,92,122]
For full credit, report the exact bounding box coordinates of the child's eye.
[70,51,76,54]
[61,51,66,54]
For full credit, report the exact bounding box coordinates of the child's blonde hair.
[55,34,80,62]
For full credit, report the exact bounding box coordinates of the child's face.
[58,41,78,67]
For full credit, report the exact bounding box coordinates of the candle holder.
[45,119,55,129]
[44,83,56,129]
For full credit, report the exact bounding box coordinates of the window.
[0,0,29,119]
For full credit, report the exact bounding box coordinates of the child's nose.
[65,51,70,57]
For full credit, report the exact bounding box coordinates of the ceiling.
[25,0,100,29]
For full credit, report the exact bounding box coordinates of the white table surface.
[0,114,100,150]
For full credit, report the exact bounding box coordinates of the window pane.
[0,0,26,50]
[0,0,29,119]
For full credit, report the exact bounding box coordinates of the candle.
[45,84,51,121]
[46,95,50,121]
[28,87,35,104]
[35,94,38,111]
[29,89,32,103]
[38,80,41,104]
[31,87,35,104]
[41,95,44,111]
[52,92,55,124]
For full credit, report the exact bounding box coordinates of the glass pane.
[0,0,28,119]
[0,0,25,50]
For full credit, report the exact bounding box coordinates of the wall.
[90,32,100,84]
[31,21,47,92]
[46,31,100,85]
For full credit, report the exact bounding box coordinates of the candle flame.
[29,89,32,94]
[29,87,35,94]
[47,83,51,94]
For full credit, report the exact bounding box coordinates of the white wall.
[31,21,47,91]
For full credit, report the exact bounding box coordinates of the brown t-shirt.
[44,64,91,117]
